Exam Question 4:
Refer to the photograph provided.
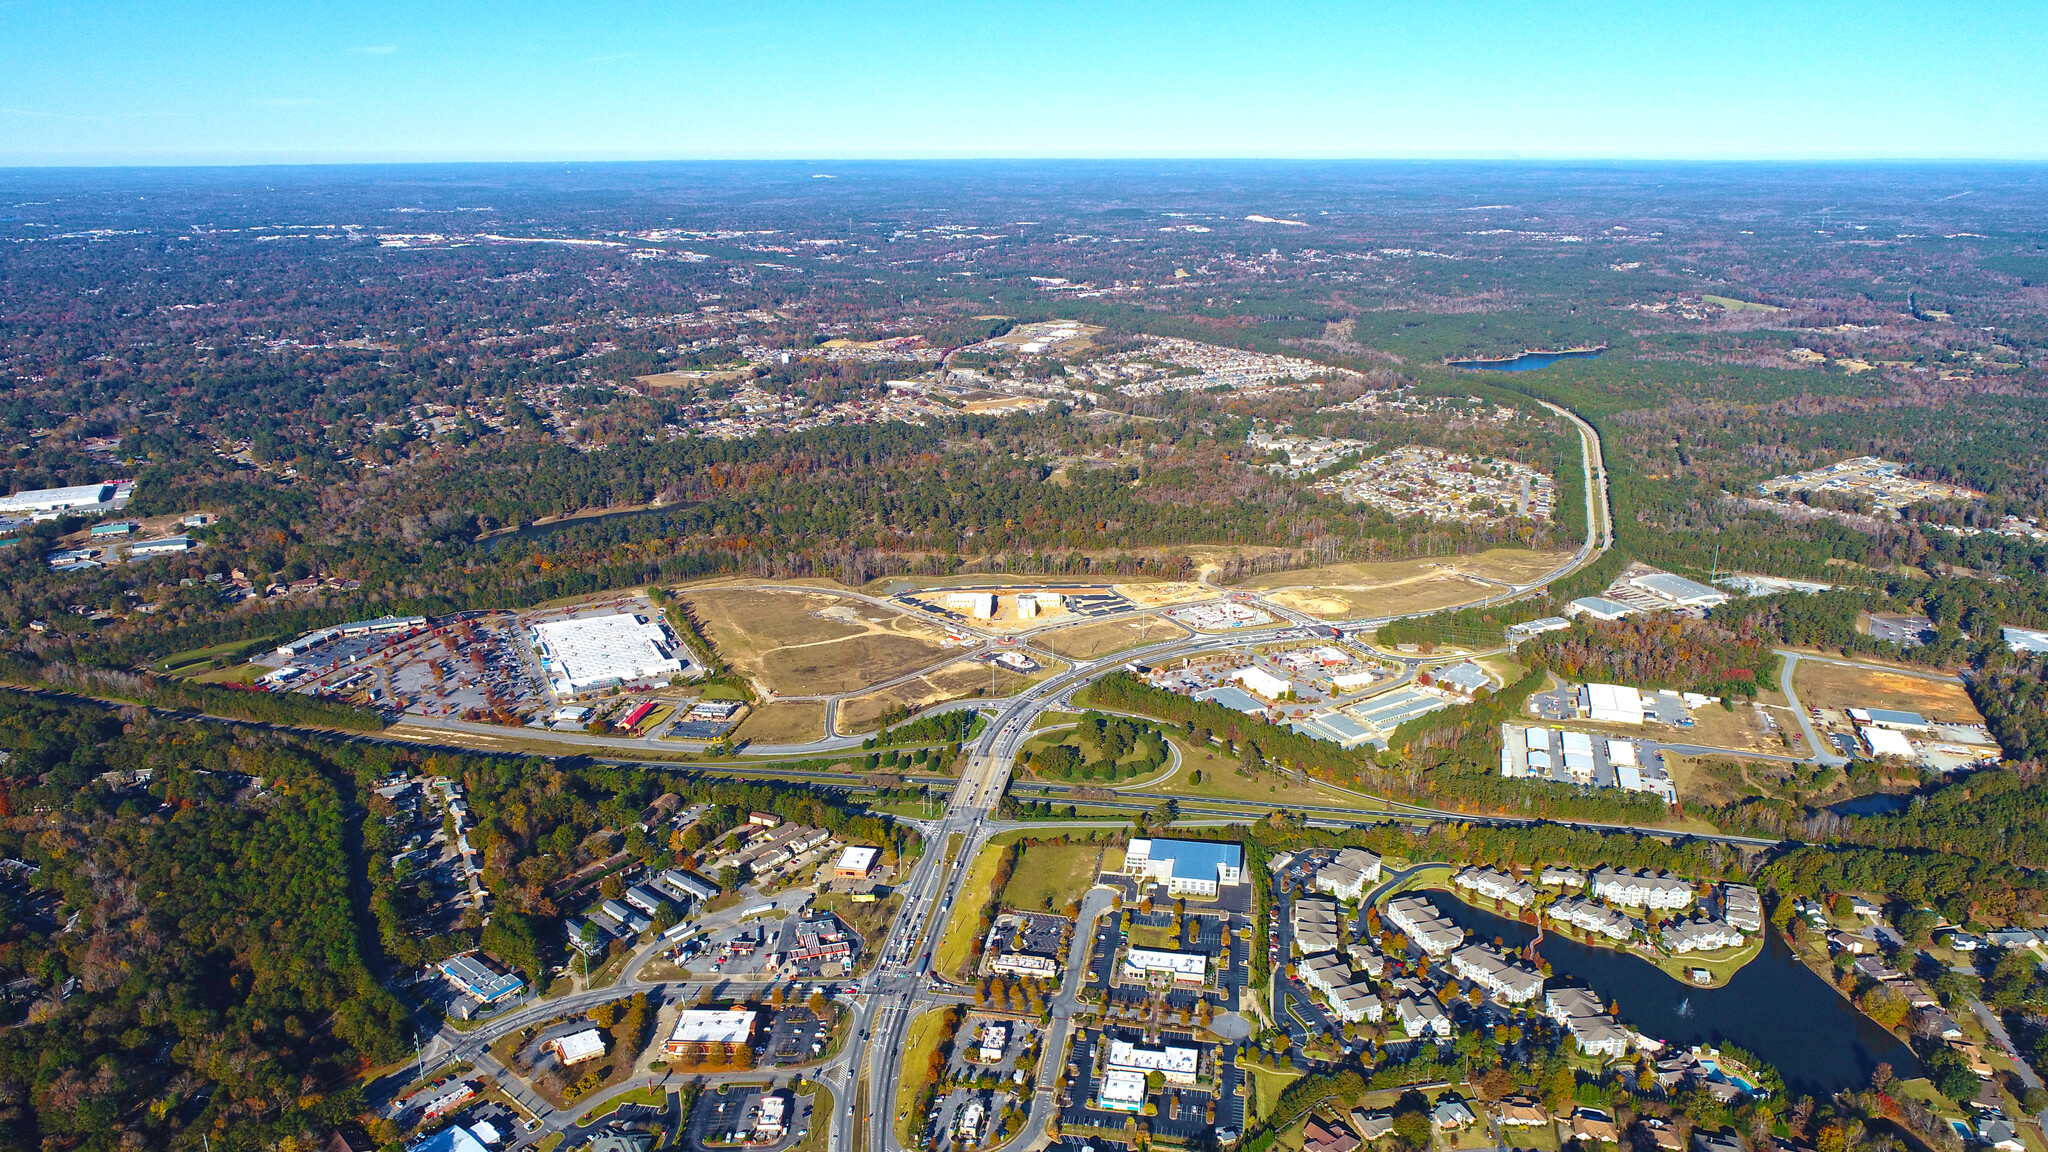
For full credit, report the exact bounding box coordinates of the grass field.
[893,1009,954,1144]
[153,636,276,675]
[1147,737,1374,808]
[936,843,1009,979]
[1792,659,1986,725]
[191,662,266,684]
[733,702,827,745]
[1037,616,1190,660]
[1246,551,1570,618]
[683,588,952,695]
[998,840,1110,914]
[1241,1061,1302,1121]
[1703,294,1784,312]
[1018,720,1164,780]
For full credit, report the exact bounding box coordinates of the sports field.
[682,589,952,695]
[1792,659,1985,725]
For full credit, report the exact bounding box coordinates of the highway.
[384,394,1842,1152]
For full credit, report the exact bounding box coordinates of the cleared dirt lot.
[1039,616,1190,660]
[1792,659,1985,725]
[838,657,1059,734]
[682,588,952,695]
[1240,549,1572,620]
[733,702,827,745]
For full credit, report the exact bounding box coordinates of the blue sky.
[3,0,2044,163]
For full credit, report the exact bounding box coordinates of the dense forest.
[1520,614,1779,698]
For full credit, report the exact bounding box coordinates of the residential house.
[1431,1098,1476,1131]
[1303,1117,1359,1152]
[1572,1109,1620,1144]
[1349,1111,1393,1141]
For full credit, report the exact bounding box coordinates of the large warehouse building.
[530,612,686,695]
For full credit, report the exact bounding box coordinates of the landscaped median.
[893,1006,965,1145]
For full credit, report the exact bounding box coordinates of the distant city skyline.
[4,0,2044,165]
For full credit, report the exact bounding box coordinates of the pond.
[1430,890,1920,1096]
[1827,792,1911,817]
[1447,348,1604,371]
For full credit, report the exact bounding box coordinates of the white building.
[1566,596,1636,622]
[1231,665,1293,700]
[1545,897,1639,943]
[1122,838,1243,896]
[977,1022,1009,1063]
[1662,918,1746,953]
[1015,595,1039,621]
[1582,683,1645,725]
[1123,947,1208,985]
[530,613,685,694]
[1293,896,1340,956]
[663,1007,757,1053]
[1107,1039,1199,1085]
[0,482,121,515]
[1096,1068,1150,1112]
[1449,944,1543,1003]
[1539,865,1586,890]
[1384,896,1464,955]
[1628,572,1730,609]
[1591,867,1694,910]
[1314,848,1382,900]
[991,953,1058,979]
[1454,866,1535,907]
[1722,884,1762,933]
[545,1029,607,1065]
[1396,995,1451,1039]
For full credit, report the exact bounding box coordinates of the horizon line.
[5,153,2048,171]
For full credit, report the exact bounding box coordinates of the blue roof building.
[1122,837,1244,897]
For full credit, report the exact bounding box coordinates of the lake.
[1827,792,1911,817]
[1432,890,1919,1096]
[1447,348,1604,372]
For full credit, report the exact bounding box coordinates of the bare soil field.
[1040,616,1191,660]
[1792,660,1985,725]
[1685,700,1809,757]
[1241,549,1571,620]
[682,589,952,695]
[733,702,827,745]
[1114,582,1213,608]
[836,656,1061,734]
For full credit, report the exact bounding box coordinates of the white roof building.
[1107,1039,1199,1084]
[1861,726,1915,759]
[1123,947,1208,984]
[530,613,684,694]
[663,1007,757,1050]
[1314,847,1382,900]
[1096,1068,1150,1112]
[0,483,117,515]
[1628,572,1730,609]
[1583,683,1645,725]
[1232,665,1293,700]
[546,1029,607,1065]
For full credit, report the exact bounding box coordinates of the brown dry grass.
[837,657,1058,734]
[683,589,951,695]
[1792,660,1985,725]
[1038,616,1191,660]
[734,702,827,745]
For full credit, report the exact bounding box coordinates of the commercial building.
[544,1029,607,1065]
[991,952,1058,979]
[0,482,126,516]
[1628,572,1730,610]
[1122,838,1243,896]
[660,869,720,904]
[1122,947,1208,986]
[663,1007,758,1054]
[436,952,525,1004]
[1861,726,1914,758]
[529,613,684,695]
[1106,1039,1199,1085]
[1506,616,1571,645]
[1096,1069,1150,1112]
[1231,666,1293,700]
[1566,596,1636,622]
[1582,683,1646,725]
[833,846,879,879]
[128,535,192,557]
[1849,708,1932,731]
[977,1023,1009,1063]
[1432,662,1491,696]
